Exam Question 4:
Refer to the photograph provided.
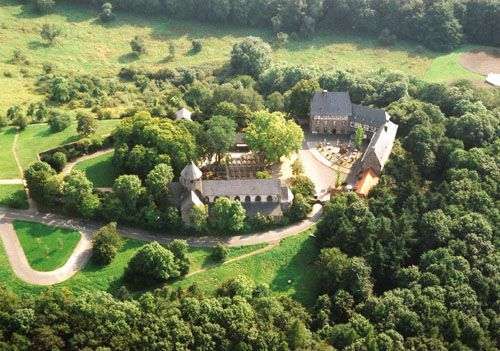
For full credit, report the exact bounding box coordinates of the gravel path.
[0,204,321,285]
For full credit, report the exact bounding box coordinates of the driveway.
[299,142,335,201]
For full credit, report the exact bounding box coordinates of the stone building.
[174,162,294,224]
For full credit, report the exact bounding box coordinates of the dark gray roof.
[361,121,398,171]
[202,179,282,197]
[351,104,388,128]
[242,202,283,217]
[310,91,352,116]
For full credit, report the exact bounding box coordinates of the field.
[0,0,487,115]
[74,152,116,187]
[0,127,20,179]
[13,220,81,271]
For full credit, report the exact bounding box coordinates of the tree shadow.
[269,236,321,307]
[27,41,48,50]
[118,52,139,64]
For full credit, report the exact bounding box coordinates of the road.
[0,204,322,285]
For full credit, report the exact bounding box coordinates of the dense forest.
[61,0,500,50]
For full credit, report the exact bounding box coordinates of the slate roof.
[242,202,283,217]
[202,179,282,197]
[351,104,388,128]
[180,161,202,180]
[361,121,398,171]
[310,91,352,116]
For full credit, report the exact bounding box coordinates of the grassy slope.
[13,220,81,271]
[0,184,29,209]
[16,119,119,170]
[172,229,320,306]
[0,127,20,179]
[0,1,487,115]
[74,152,116,187]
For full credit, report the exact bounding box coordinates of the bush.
[48,151,67,172]
[230,36,272,78]
[99,2,115,22]
[285,193,312,222]
[92,222,122,265]
[40,23,61,45]
[6,190,28,209]
[130,36,146,56]
[217,275,255,298]
[124,241,180,287]
[255,170,271,179]
[209,197,246,234]
[290,175,315,199]
[76,111,97,136]
[10,49,29,65]
[191,39,203,54]
[48,111,71,132]
[212,244,228,262]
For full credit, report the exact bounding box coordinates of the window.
[245,196,251,202]
[255,196,261,202]
[234,196,241,201]
[267,195,273,202]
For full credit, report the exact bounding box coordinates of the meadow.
[0,0,484,116]
[74,152,116,187]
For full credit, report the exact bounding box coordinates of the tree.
[34,0,55,14]
[167,42,176,60]
[244,111,303,164]
[274,32,289,48]
[145,163,174,200]
[285,79,320,117]
[76,112,97,137]
[354,125,365,149]
[201,115,236,163]
[212,243,228,262]
[40,24,61,45]
[230,36,272,77]
[113,175,144,213]
[290,175,315,198]
[63,170,100,218]
[124,241,180,287]
[48,151,67,172]
[92,222,122,265]
[12,114,29,131]
[99,2,115,22]
[286,193,312,222]
[24,161,57,205]
[188,205,208,233]
[209,197,246,234]
[166,239,190,276]
[191,39,203,54]
[130,36,146,56]
[6,105,28,130]
[48,111,71,132]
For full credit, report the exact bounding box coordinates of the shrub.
[230,36,272,78]
[209,197,246,234]
[188,205,208,233]
[217,275,255,298]
[285,193,312,222]
[76,111,97,136]
[290,175,315,199]
[40,23,61,45]
[292,159,304,175]
[191,39,202,54]
[124,241,180,287]
[6,190,28,209]
[212,244,228,262]
[92,222,122,265]
[10,49,29,65]
[48,111,71,132]
[255,170,271,179]
[48,151,67,172]
[130,36,146,56]
[13,114,29,131]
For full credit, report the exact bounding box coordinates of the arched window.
[234,196,241,201]
[245,196,251,202]
[255,196,261,202]
[266,195,273,202]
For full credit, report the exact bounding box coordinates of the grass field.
[13,220,81,271]
[0,127,20,179]
[172,229,321,306]
[74,152,116,187]
[0,0,486,115]
[15,119,119,171]
[0,184,29,209]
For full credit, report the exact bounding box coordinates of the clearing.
[459,48,500,75]
[13,220,81,271]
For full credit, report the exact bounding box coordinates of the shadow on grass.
[80,157,116,188]
[269,236,321,307]
[118,52,140,64]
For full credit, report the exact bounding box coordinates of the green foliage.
[145,163,174,199]
[200,115,236,163]
[48,111,71,133]
[354,125,365,149]
[230,36,272,78]
[286,193,312,222]
[92,222,122,265]
[130,36,146,56]
[217,275,255,298]
[290,175,315,199]
[40,23,61,45]
[188,205,208,233]
[212,243,228,262]
[99,2,115,22]
[48,151,67,172]
[209,197,246,234]
[190,39,203,54]
[113,175,144,213]
[63,170,100,218]
[76,111,97,137]
[244,111,303,164]
[33,0,55,14]
[255,170,271,179]
[124,241,180,287]
[285,79,320,117]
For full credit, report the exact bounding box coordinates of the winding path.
[61,148,114,176]
[0,204,322,285]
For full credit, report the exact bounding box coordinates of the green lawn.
[0,0,489,115]
[0,184,29,209]
[0,127,20,179]
[74,152,116,187]
[16,119,120,170]
[13,220,81,271]
[172,229,321,306]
